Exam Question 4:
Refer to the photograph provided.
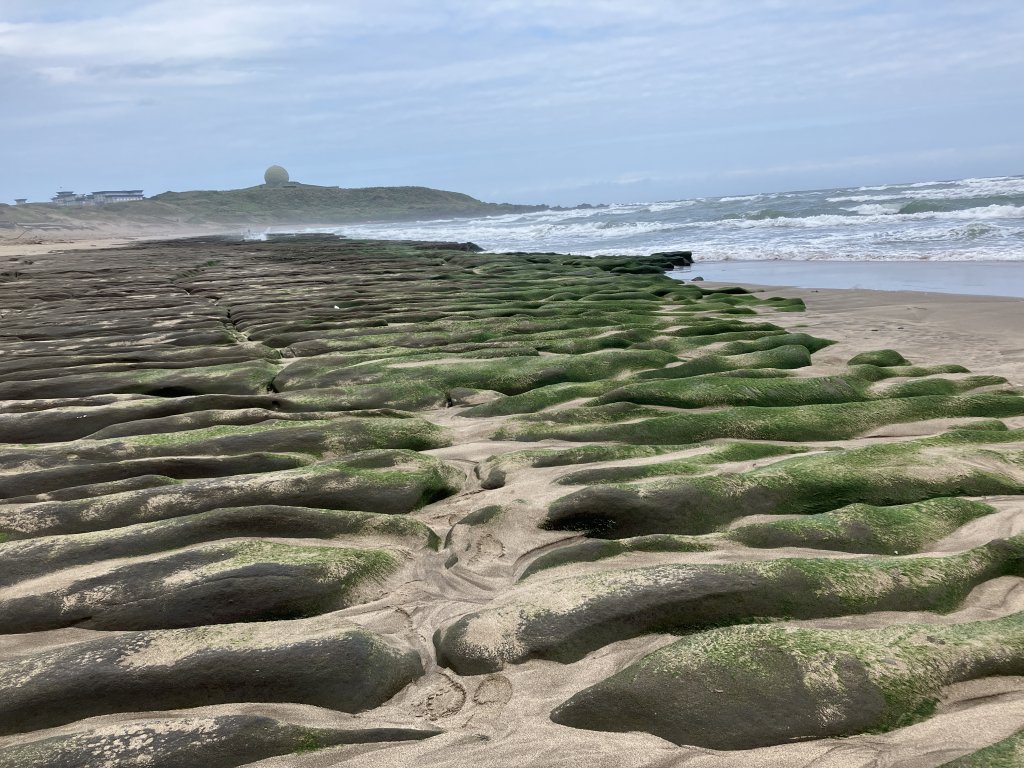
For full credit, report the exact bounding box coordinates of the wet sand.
[672,259,1024,298]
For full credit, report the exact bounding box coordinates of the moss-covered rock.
[939,729,1024,767]
[0,616,424,735]
[475,444,680,489]
[519,533,712,578]
[849,349,911,366]
[0,360,280,400]
[546,430,1024,537]
[436,537,1024,673]
[0,453,306,498]
[0,449,463,539]
[551,613,1024,748]
[555,442,806,485]
[501,393,1024,445]
[0,539,402,632]
[0,712,442,768]
[274,348,677,395]
[598,370,1005,410]
[8,235,1020,756]
[0,414,451,476]
[635,344,814,381]
[0,505,439,589]
[459,380,618,417]
[728,497,997,554]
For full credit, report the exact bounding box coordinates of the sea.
[285,174,1024,298]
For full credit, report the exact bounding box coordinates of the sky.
[1,0,1023,206]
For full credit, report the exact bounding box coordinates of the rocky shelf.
[0,236,1022,766]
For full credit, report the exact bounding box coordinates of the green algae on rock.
[728,497,997,554]
[436,537,1024,674]
[554,442,807,485]
[518,533,713,579]
[3,235,1022,763]
[545,430,1024,537]
[273,348,678,395]
[0,505,439,589]
[0,539,402,632]
[0,713,443,768]
[0,414,451,472]
[596,370,1005,410]
[498,392,1024,445]
[475,444,683,489]
[848,349,911,367]
[938,728,1024,767]
[0,360,281,400]
[550,613,1024,749]
[0,449,463,539]
[0,616,424,736]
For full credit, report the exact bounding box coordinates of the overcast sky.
[2,1,1022,205]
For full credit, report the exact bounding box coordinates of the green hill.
[0,183,545,234]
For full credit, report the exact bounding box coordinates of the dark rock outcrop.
[0,618,423,735]
[0,712,442,768]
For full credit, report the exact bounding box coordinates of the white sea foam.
[330,203,1022,245]
[646,200,698,212]
[828,175,1024,203]
[828,194,896,202]
[688,205,1024,232]
[303,174,1024,264]
[844,203,902,215]
[717,194,766,202]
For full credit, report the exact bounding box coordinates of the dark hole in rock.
[145,387,200,398]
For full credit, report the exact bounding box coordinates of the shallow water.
[670,260,1024,299]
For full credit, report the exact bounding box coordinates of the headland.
[0,181,546,244]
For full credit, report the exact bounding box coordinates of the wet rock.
[0,712,442,768]
[436,538,1024,674]
[0,360,279,400]
[0,539,400,632]
[551,613,1024,748]
[0,617,423,735]
[650,250,693,266]
[0,449,462,538]
[0,505,438,588]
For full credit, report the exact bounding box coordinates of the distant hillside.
[0,183,545,235]
[148,184,543,223]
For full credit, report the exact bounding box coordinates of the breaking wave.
[304,174,1024,262]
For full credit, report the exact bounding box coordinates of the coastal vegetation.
[0,183,545,232]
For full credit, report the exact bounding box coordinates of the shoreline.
[4,229,1023,301]
[671,258,1024,299]
[699,281,1024,387]
[0,230,232,259]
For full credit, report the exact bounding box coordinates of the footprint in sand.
[474,674,513,707]
[414,673,467,721]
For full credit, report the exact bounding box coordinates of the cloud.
[2,1,1023,202]
[35,66,83,84]
[4,1,1023,97]
[0,2,300,62]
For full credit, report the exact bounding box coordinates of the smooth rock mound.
[0,616,423,735]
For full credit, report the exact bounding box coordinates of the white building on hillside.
[51,190,145,206]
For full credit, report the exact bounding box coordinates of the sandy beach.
[676,261,1024,300]
[0,229,231,259]
[0,236,1022,767]
[0,234,148,258]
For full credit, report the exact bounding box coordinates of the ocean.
[287,174,1024,297]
